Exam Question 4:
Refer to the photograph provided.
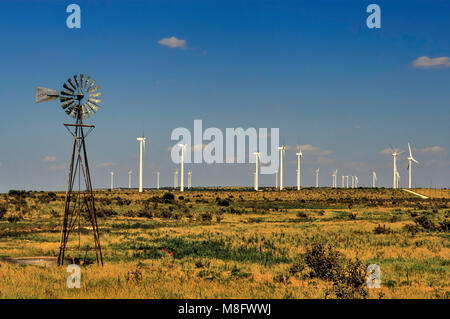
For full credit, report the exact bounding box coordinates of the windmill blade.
[60,96,74,103]
[67,78,77,90]
[36,87,59,103]
[74,75,80,88]
[60,90,74,97]
[80,74,85,88]
[87,79,96,90]
[84,76,91,89]
[89,91,102,98]
[63,83,75,93]
[88,97,101,104]
[412,158,419,164]
[408,143,413,157]
[88,85,100,94]
[61,100,76,110]
[86,101,100,112]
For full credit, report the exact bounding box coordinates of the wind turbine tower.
[296,150,303,190]
[332,169,338,188]
[391,147,403,189]
[315,168,320,188]
[342,175,345,188]
[187,171,192,189]
[128,170,132,189]
[174,170,178,188]
[278,146,285,190]
[137,134,146,192]
[179,144,186,192]
[254,152,260,191]
[372,171,377,188]
[110,171,114,190]
[275,170,278,189]
[407,142,419,189]
[157,171,160,189]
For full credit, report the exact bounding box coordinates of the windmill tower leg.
[58,109,103,266]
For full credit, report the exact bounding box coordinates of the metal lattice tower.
[36,75,103,266]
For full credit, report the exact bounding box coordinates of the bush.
[217,198,230,207]
[200,212,213,222]
[373,224,390,234]
[296,212,307,218]
[5,211,23,223]
[305,242,341,280]
[0,203,7,219]
[162,192,175,203]
[414,215,436,231]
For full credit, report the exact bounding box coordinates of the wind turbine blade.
[408,143,412,157]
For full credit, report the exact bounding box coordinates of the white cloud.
[158,36,187,49]
[413,56,450,68]
[295,144,333,156]
[41,156,56,162]
[415,146,445,154]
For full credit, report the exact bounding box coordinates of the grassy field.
[0,188,449,299]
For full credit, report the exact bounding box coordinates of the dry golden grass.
[0,188,448,299]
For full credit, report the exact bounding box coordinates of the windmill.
[332,169,338,188]
[137,134,146,193]
[36,74,103,266]
[110,172,114,190]
[179,144,186,192]
[390,146,404,189]
[275,170,278,189]
[278,146,286,190]
[342,175,345,188]
[346,176,349,188]
[355,176,359,188]
[174,169,178,188]
[407,143,419,189]
[157,171,160,189]
[296,150,303,190]
[351,176,355,188]
[128,170,132,189]
[187,171,192,189]
[315,168,320,188]
[254,152,260,191]
[372,171,377,188]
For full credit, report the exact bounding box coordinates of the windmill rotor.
[59,74,102,119]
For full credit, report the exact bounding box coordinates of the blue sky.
[0,0,449,192]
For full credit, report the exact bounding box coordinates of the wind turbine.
[345,176,349,188]
[136,134,146,192]
[157,171,160,189]
[278,146,285,190]
[254,152,260,191]
[332,169,338,188]
[396,171,401,188]
[407,142,419,189]
[174,169,178,188]
[179,144,186,192]
[296,150,303,190]
[390,146,404,189]
[110,171,114,190]
[355,176,359,188]
[128,170,132,189]
[342,175,345,188]
[315,168,320,188]
[187,171,192,189]
[351,176,355,188]
[372,171,377,188]
[275,170,278,189]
